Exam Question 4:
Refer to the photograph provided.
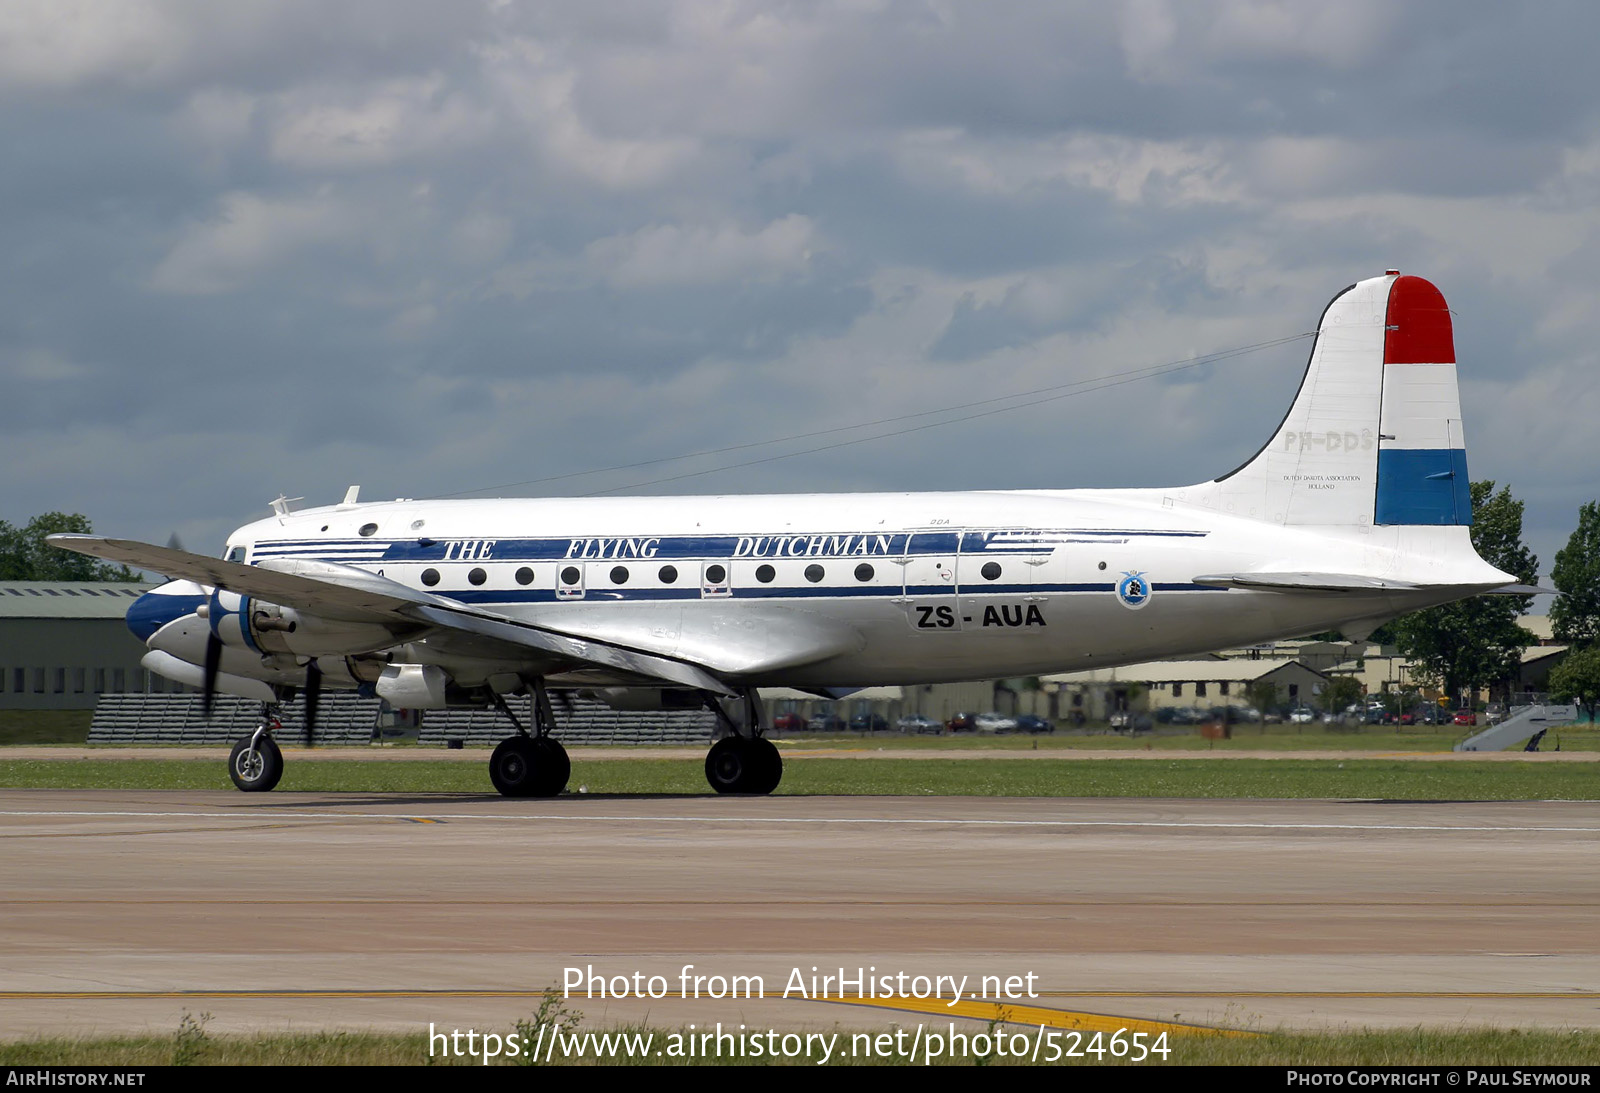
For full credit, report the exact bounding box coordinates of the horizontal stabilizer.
[1479,583,1555,596]
[1192,572,1423,593]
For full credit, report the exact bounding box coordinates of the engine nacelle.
[375,664,450,709]
[205,590,397,658]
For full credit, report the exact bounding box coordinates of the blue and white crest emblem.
[1116,571,1152,610]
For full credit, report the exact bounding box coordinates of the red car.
[1453,709,1477,726]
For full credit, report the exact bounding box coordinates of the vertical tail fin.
[1173,271,1470,527]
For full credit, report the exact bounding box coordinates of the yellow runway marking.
[810,994,1247,1036]
[1,989,1591,1001]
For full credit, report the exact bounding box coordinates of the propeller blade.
[201,632,222,719]
[303,660,322,748]
[165,531,184,553]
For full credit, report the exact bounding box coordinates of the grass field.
[3,1020,1597,1066]
[7,716,1598,752]
[2,754,1596,798]
[0,710,92,745]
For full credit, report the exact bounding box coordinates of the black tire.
[490,736,570,798]
[748,737,783,795]
[490,736,540,797]
[534,737,571,797]
[704,737,782,795]
[228,735,283,792]
[705,736,752,794]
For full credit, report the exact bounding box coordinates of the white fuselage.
[198,486,1498,689]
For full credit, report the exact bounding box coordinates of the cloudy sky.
[3,1,1597,580]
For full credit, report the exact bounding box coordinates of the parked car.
[1453,709,1477,726]
[947,712,978,733]
[896,713,943,734]
[770,713,805,732]
[1014,714,1054,734]
[975,712,1018,733]
[1289,706,1316,723]
[850,712,889,732]
[806,714,846,733]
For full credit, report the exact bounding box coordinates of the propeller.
[200,632,222,719]
[303,660,322,748]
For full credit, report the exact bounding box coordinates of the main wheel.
[490,736,540,797]
[705,737,781,795]
[490,736,570,798]
[748,737,783,795]
[228,735,283,792]
[534,737,571,797]
[705,737,752,793]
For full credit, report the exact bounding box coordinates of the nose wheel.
[228,716,284,792]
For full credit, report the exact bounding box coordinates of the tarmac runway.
[3,790,1599,1041]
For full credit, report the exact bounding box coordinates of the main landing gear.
[703,689,783,795]
[489,680,571,798]
[229,703,285,792]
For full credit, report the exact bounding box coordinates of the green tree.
[1550,501,1600,650]
[1548,647,1600,721]
[1246,678,1280,717]
[1319,675,1364,715]
[0,513,138,582]
[1390,482,1538,705]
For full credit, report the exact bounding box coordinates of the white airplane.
[52,271,1530,797]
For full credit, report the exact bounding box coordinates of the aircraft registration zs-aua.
[53,272,1529,797]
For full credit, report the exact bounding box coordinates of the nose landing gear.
[228,705,285,792]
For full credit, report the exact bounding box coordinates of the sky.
[3,1,1597,581]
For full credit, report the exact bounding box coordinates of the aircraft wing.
[47,535,417,620]
[49,534,753,694]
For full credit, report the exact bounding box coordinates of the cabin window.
[358,523,378,537]
[515,567,534,585]
[659,565,678,584]
[756,565,775,583]
[561,566,581,585]
[610,566,629,585]
[420,568,440,587]
[804,564,824,583]
[468,568,487,586]
[854,563,874,582]
[981,562,1002,580]
[705,564,726,584]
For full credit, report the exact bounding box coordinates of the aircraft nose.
[127,586,208,644]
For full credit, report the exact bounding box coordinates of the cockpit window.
[226,546,247,563]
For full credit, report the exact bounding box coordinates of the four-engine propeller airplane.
[52,272,1530,797]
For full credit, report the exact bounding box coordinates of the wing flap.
[409,605,734,695]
